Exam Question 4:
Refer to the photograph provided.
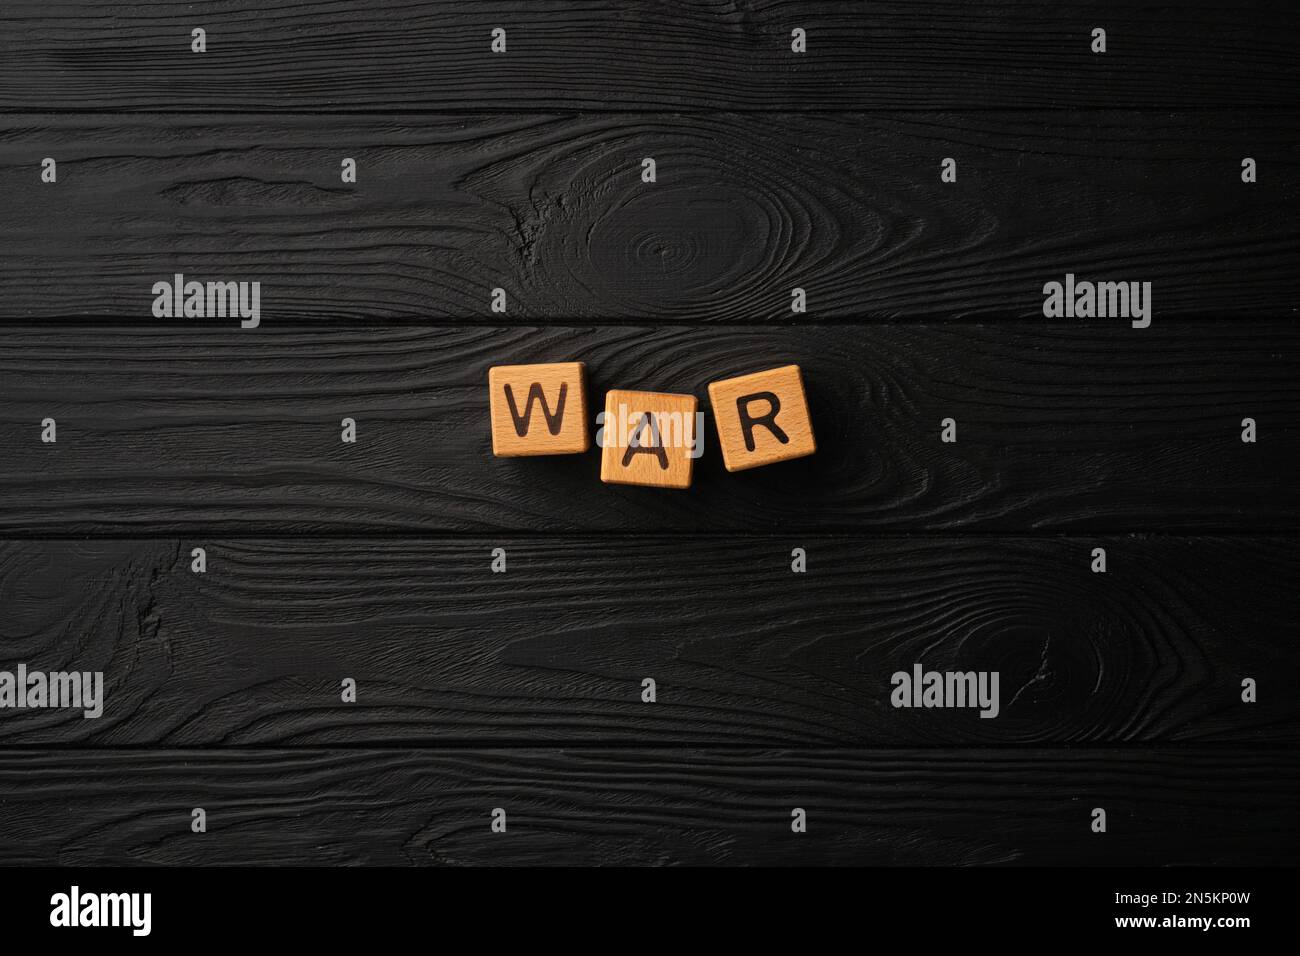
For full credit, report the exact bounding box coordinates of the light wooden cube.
[708,365,816,471]
[488,362,590,456]
[599,389,699,489]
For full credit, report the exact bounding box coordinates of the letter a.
[192,27,207,53]
[890,671,910,708]
[623,413,669,470]
[790,28,806,53]
[152,280,173,318]
[41,158,56,183]
[1042,280,1063,318]
[50,893,71,928]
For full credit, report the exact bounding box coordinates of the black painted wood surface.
[2,537,1294,747]
[1,2,1297,869]
[0,112,1294,321]
[0,324,1294,534]
[1,1,1296,111]
[0,748,1294,866]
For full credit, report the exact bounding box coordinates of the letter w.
[504,383,568,436]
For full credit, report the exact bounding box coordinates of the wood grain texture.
[2,536,1294,746]
[0,748,1294,865]
[0,324,1295,534]
[1,1,1296,112]
[0,0,1293,876]
[0,112,1295,321]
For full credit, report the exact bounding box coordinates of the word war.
[488,362,816,488]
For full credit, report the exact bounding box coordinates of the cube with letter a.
[599,389,699,489]
[708,365,816,471]
[488,362,590,456]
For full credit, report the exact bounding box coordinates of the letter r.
[736,391,788,452]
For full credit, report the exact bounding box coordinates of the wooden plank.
[1,536,1294,746]
[0,747,1293,865]
[0,112,1295,321]
[0,324,1295,534]
[1,2,1296,111]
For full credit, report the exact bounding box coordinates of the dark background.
[0,1,1296,865]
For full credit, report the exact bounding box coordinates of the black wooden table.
[0,0,1296,867]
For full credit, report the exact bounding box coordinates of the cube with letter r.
[708,365,816,471]
[488,362,590,456]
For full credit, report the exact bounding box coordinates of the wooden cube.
[708,365,816,472]
[488,362,590,457]
[599,389,699,489]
